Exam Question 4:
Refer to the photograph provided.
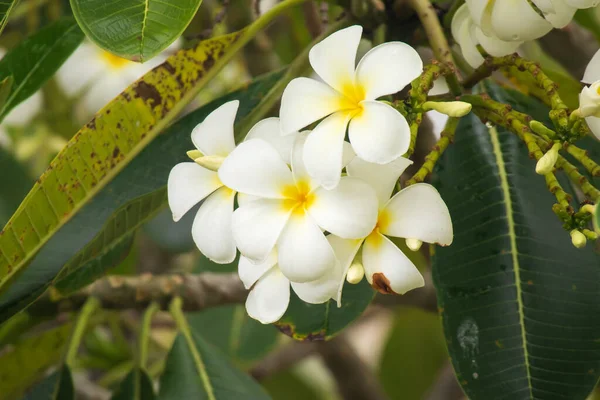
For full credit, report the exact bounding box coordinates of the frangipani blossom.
[280,25,422,189]
[581,49,600,140]
[328,157,452,305]
[239,247,342,324]
[219,134,378,283]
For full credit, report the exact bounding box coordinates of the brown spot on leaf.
[112,147,120,159]
[371,273,397,295]
[133,81,162,107]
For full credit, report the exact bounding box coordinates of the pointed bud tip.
[570,230,587,249]
[422,101,472,117]
[535,144,560,175]
[405,238,423,252]
[186,149,203,160]
[346,262,365,285]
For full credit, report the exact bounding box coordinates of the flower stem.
[405,117,459,186]
[139,302,159,370]
[406,0,462,96]
[66,297,100,367]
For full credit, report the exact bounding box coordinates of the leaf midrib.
[489,125,533,398]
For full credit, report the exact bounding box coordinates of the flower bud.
[581,204,596,215]
[422,101,472,117]
[346,261,365,284]
[570,229,587,249]
[186,149,203,160]
[535,143,560,175]
[194,155,226,171]
[529,121,556,138]
[405,238,423,252]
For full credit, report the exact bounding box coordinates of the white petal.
[347,156,413,206]
[167,163,222,222]
[279,77,346,134]
[342,142,356,167]
[584,49,600,84]
[291,257,343,304]
[303,111,351,189]
[565,0,600,7]
[328,236,364,306]
[232,198,291,263]
[191,187,236,264]
[309,177,378,239]
[290,132,312,189]
[218,139,294,199]
[585,116,600,140]
[56,43,104,97]
[354,42,423,100]
[277,214,336,282]
[381,183,453,245]
[246,266,290,324]
[237,192,259,206]
[537,0,576,28]
[465,0,493,33]
[362,233,424,295]
[579,83,600,117]
[428,78,449,96]
[3,92,41,125]
[308,25,362,93]
[191,100,238,157]
[490,0,552,41]
[238,251,278,289]
[245,117,297,164]
[475,27,522,57]
[348,101,410,164]
[453,8,485,68]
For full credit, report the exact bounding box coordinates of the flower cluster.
[168,26,453,324]
[453,0,600,68]
[580,49,600,140]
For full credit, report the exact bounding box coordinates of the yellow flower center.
[338,81,366,117]
[281,180,315,215]
[100,51,131,69]
[367,209,392,247]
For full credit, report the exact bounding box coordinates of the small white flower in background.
[218,133,378,283]
[325,157,452,305]
[239,248,342,324]
[57,40,180,115]
[581,49,600,140]
[279,25,423,189]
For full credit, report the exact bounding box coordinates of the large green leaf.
[21,366,74,400]
[431,81,600,399]
[0,1,17,37]
[0,146,32,226]
[70,0,203,62]
[0,70,284,322]
[275,279,374,341]
[158,333,270,399]
[379,307,448,400]
[0,18,84,120]
[0,31,245,317]
[0,323,72,399]
[111,368,156,400]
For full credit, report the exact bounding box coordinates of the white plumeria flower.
[279,25,423,189]
[327,157,452,305]
[168,104,298,263]
[219,133,379,283]
[581,49,600,140]
[239,247,342,324]
[57,40,179,115]
[451,5,522,68]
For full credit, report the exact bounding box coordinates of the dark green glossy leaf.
[158,333,270,399]
[143,207,197,254]
[0,18,84,120]
[275,279,374,341]
[21,366,74,400]
[0,1,17,37]
[70,0,203,62]
[431,81,600,399]
[379,307,448,399]
[262,370,322,400]
[0,323,72,399]
[111,368,155,400]
[188,305,278,364]
[0,70,284,322]
[0,75,13,110]
[0,146,32,226]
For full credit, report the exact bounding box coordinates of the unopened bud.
[346,262,365,284]
[186,149,203,160]
[405,238,423,252]
[194,155,225,171]
[570,229,587,249]
[535,143,561,175]
[581,204,596,215]
[422,101,472,117]
[529,120,556,139]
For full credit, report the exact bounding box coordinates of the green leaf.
[0,75,13,110]
[0,31,246,316]
[0,323,72,399]
[0,1,18,37]
[188,305,278,364]
[431,81,600,399]
[21,366,74,400]
[0,18,84,120]
[595,203,600,234]
[262,371,322,400]
[158,333,270,400]
[111,369,156,400]
[70,0,203,62]
[275,279,374,341]
[0,146,32,227]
